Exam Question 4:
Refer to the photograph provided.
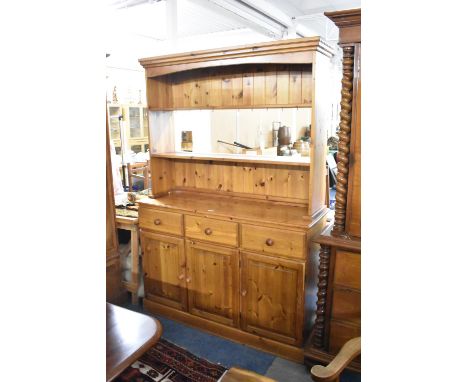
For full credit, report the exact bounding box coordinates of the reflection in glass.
[129,107,141,138]
[109,106,121,140]
[131,144,142,154]
[143,108,149,137]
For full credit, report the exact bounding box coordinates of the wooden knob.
[186,277,192,283]
[204,228,213,235]
[265,238,274,246]
[178,274,185,280]
[154,218,161,225]
[241,290,247,297]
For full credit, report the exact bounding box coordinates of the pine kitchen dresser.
[137,37,336,361]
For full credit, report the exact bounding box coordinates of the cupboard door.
[186,240,239,327]
[240,252,304,345]
[141,231,187,310]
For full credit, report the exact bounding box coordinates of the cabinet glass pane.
[129,107,141,138]
[143,108,149,137]
[131,144,142,153]
[109,107,121,140]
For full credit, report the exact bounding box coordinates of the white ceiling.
[107,0,361,40]
[106,0,360,70]
[267,0,361,14]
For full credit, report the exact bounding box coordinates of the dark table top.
[106,303,162,382]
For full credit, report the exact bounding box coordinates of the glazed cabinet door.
[185,240,239,327]
[240,251,305,346]
[141,230,187,310]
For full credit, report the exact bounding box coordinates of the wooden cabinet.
[186,240,239,326]
[107,103,149,156]
[305,9,361,372]
[138,36,334,362]
[139,196,324,361]
[305,231,361,371]
[240,252,304,346]
[141,231,187,310]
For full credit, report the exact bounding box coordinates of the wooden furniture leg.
[310,337,361,382]
[115,216,141,304]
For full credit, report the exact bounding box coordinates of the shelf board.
[148,104,312,111]
[140,190,314,229]
[151,152,310,167]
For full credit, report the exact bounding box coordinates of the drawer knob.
[265,238,274,246]
[241,290,247,297]
[186,277,192,283]
[178,273,185,280]
[204,228,213,236]
[154,218,161,225]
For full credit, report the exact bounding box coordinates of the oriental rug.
[115,338,227,382]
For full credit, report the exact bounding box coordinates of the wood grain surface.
[139,190,314,230]
[186,240,239,326]
[141,231,188,311]
[106,303,162,381]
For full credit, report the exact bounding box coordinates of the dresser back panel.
[147,64,313,110]
[151,157,309,204]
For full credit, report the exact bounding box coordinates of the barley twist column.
[332,45,355,235]
[311,244,331,349]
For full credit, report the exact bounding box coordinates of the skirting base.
[143,298,304,363]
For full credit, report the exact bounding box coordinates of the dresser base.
[143,298,304,362]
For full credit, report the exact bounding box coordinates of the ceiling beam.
[166,0,178,44]
[240,0,324,38]
[197,0,286,38]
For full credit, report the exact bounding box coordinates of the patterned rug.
[115,338,227,382]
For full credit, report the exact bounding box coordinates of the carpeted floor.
[118,300,360,382]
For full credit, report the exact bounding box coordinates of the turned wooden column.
[332,45,355,236]
[311,244,331,349]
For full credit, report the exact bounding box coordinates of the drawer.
[240,224,305,259]
[331,287,361,325]
[139,208,183,236]
[185,215,238,247]
[334,250,361,289]
[328,320,361,354]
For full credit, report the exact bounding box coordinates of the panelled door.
[185,240,239,327]
[240,251,305,345]
[141,230,187,310]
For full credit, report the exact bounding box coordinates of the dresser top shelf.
[139,190,317,229]
[151,152,310,167]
